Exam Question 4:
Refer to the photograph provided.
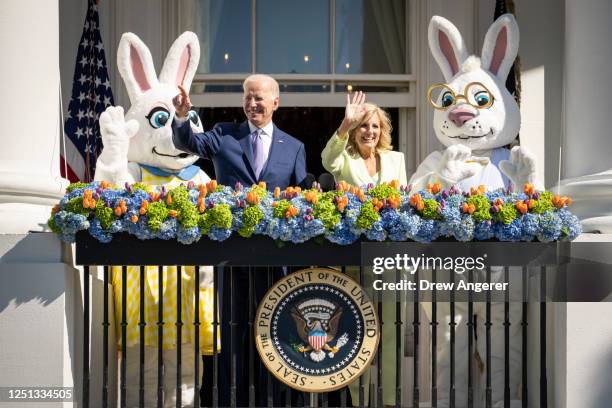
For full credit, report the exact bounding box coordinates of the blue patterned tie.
[252,129,265,178]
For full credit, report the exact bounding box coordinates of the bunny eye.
[188,110,202,127]
[146,107,170,129]
[474,91,492,107]
[441,92,455,107]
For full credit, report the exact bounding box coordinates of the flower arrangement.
[48,180,581,245]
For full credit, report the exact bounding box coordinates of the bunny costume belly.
[456,147,511,192]
[411,147,511,193]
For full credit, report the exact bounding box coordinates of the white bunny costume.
[410,14,537,193]
[412,15,532,407]
[94,32,216,408]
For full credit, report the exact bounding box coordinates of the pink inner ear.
[130,44,151,92]
[439,31,459,77]
[176,45,191,87]
[489,26,508,75]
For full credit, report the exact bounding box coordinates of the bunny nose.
[448,106,476,127]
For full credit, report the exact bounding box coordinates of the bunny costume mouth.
[152,146,191,159]
[442,129,494,140]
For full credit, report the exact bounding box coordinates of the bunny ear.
[481,14,519,81]
[159,31,200,91]
[117,32,159,102]
[428,16,468,82]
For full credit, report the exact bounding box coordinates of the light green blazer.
[321,132,408,187]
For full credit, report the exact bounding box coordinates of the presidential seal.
[255,268,380,393]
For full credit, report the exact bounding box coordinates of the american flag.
[61,0,114,182]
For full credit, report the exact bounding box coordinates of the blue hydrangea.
[520,213,539,241]
[207,226,232,241]
[155,219,178,240]
[177,226,201,245]
[125,216,156,240]
[474,220,494,241]
[364,220,386,241]
[413,219,439,243]
[537,211,562,242]
[52,211,89,242]
[557,208,582,240]
[89,219,113,243]
[453,215,475,242]
[326,220,359,245]
[494,218,523,241]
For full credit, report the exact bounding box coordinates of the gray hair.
[243,74,280,98]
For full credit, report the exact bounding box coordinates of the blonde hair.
[243,74,280,98]
[346,103,393,155]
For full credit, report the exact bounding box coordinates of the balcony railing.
[75,232,560,408]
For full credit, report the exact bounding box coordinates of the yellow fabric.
[321,132,408,187]
[112,266,218,353]
[112,168,219,353]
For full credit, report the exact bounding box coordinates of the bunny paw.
[499,146,537,190]
[436,144,487,185]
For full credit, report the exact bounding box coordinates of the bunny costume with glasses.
[410,15,534,407]
[94,32,217,407]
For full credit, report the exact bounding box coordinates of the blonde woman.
[321,91,407,187]
[322,92,408,406]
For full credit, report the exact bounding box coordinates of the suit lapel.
[237,122,257,177]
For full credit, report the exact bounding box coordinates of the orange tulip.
[523,183,536,196]
[515,201,528,214]
[409,194,423,207]
[258,181,267,190]
[130,215,139,223]
[427,182,441,194]
[246,191,261,205]
[168,210,178,218]
[207,180,218,192]
[274,187,281,198]
[166,194,173,206]
[527,199,536,209]
[389,179,400,190]
[114,206,123,216]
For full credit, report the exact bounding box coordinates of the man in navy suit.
[172,74,307,190]
[172,74,307,407]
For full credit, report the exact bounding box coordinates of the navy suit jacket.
[172,120,307,190]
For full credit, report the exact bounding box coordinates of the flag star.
[102,79,111,90]
[84,21,89,29]
[103,96,112,106]
[95,42,104,52]
[79,56,88,67]
[77,92,86,103]
[94,95,101,104]
[78,74,88,85]
[76,110,85,121]
[97,60,103,68]
[94,77,102,87]
[81,38,89,49]
[74,127,84,138]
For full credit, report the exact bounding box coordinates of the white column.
[556,0,612,233]
[0,0,68,234]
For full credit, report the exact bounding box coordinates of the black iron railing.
[75,232,554,408]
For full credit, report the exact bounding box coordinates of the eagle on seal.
[291,299,343,362]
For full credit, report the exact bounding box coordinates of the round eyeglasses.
[427,82,495,110]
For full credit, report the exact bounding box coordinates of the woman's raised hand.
[338,91,366,136]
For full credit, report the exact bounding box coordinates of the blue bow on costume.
[139,164,201,181]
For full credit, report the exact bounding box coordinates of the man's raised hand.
[173,85,192,118]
